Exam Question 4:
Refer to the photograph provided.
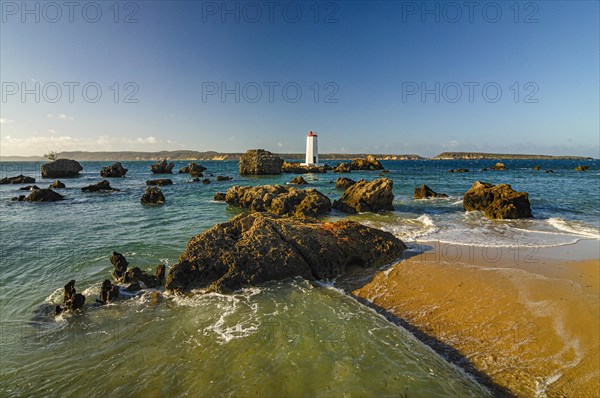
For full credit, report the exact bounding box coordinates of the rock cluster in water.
[41,159,83,178]
[150,159,175,174]
[333,178,394,214]
[239,149,284,175]
[414,184,448,199]
[166,212,406,294]
[224,185,331,218]
[100,162,128,177]
[179,162,206,177]
[463,181,532,219]
[1,175,36,184]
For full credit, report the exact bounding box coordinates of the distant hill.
[433,152,593,160]
[0,151,424,162]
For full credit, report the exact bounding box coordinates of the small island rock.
[41,159,83,178]
[141,187,165,204]
[100,162,128,178]
[239,149,283,175]
[463,181,532,219]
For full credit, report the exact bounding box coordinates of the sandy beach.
[352,240,600,397]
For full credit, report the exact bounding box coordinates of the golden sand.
[352,244,599,397]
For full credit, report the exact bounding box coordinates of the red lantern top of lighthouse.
[307,131,318,137]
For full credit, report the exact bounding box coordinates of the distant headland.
[0,150,593,162]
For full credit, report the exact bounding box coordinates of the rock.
[335,177,356,190]
[41,159,82,178]
[141,187,165,205]
[155,264,165,283]
[150,159,175,174]
[333,178,394,214]
[463,181,532,219]
[0,175,35,184]
[448,169,469,173]
[351,155,385,171]
[545,170,554,173]
[49,180,65,188]
[82,180,119,192]
[55,280,85,314]
[19,185,39,191]
[25,189,64,202]
[100,162,128,178]
[11,195,26,201]
[239,149,283,175]
[282,162,327,174]
[379,170,390,176]
[333,163,352,173]
[214,192,226,201]
[492,162,506,170]
[179,162,206,177]
[413,184,448,199]
[481,168,489,172]
[290,176,308,185]
[224,185,332,218]
[110,251,129,282]
[99,279,119,304]
[146,179,173,186]
[576,165,590,172]
[165,212,406,294]
[192,178,200,182]
[533,165,541,171]
[202,178,211,184]
[124,266,163,289]
[216,176,233,181]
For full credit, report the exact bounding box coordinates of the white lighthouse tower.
[302,131,320,166]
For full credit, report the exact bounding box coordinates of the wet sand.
[352,240,600,397]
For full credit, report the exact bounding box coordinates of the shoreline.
[347,239,599,397]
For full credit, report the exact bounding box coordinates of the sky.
[0,0,599,157]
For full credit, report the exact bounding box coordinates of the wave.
[546,218,600,239]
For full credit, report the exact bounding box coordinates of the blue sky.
[1,1,598,157]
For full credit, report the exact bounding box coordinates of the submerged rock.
[463,181,532,219]
[448,169,469,173]
[414,184,448,199]
[333,178,394,214]
[55,280,85,315]
[41,159,82,178]
[224,185,332,218]
[214,192,226,201]
[576,165,590,172]
[282,162,327,174]
[216,176,233,181]
[202,178,211,184]
[111,251,129,282]
[165,212,406,294]
[49,180,66,188]
[26,189,64,202]
[351,155,385,171]
[19,185,39,191]
[0,175,35,184]
[82,180,119,192]
[290,176,308,185]
[100,162,128,178]
[141,187,165,204]
[335,177,356,190]
[110,251,165,289]
[545,170,554,173]
[492,162,506,170]
[11,195,26,201]
[150,159,175,174]
[239,149,283,175]
[99,279,119,304]
[146,179,173,186]
[333,163,352,173]
[533,165,541,171]
[179,162,206,177]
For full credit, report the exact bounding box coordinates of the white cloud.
[277,142,283,147]
[0,118,14,124]
[48,113,74,120]
[48,129,56,134]
[443,140,461,148]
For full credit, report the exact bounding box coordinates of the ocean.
[0,159,598,397]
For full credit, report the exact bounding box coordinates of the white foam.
[546,218,600,239]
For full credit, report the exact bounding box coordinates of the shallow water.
[0,159,598,396]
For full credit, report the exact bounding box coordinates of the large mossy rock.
[333,178,394,214]
[224,185,331,218]
[165,212,406,294]
[463,181,532,219]
[239,149,283,175]
[41,159,82,178]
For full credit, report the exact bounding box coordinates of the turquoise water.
[0,159,598,397]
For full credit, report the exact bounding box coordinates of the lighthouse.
[302,131,320,166]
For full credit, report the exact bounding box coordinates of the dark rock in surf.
[214,192,226,201]
[49,180,66,188]
[448,169,469,173]
[26,189,64,202]
[146,179,173,186]
[141,187,165,205]
[333,178,394,214]
[82,180,119,192]
[179,162,206,177]
[41,159,82,178]
[19,185,39,191]
[333,163,352,173]
[55,280,85,314]
[335,177,356,190]
[216,176,233,181]
[100,162,128,178]
[463,181,532,219]
[290,176,308,185]
[413,184,448,199]
[99,279,119,304]
[0,175,36,184]
[150,159,175,174]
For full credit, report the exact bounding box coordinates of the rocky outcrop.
[333,163,352,173]
[11,195,26,201]
[99,280,119,304]
[150,159,175,174]
[141,187,165,204]
[282,162,327,174]
[351,155,385,171]
[463,181,532,219]
[239,149,283,175]
[25,189,64,202]
[333,178,394,214]
[49,180,65,188]
[165,212,406,294]
[41,159,82,178]
[492,162,506,170]
[214,192,226,201]
[0,175,35,184]
[179,162,206,177]
[336,177,356,190]
[216,176,233,181]
[19,185,39,191]
[533,165,541,171]
[100,162,128,177]
[224,185,332,218]
[82,180,119,192]
[448,169,469,173]
[413,184,448,199]
[55,280,85,315]
[290,176,308,185]
[110,251,165,289]
[576,165,590,172]
[146,179,173,186]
